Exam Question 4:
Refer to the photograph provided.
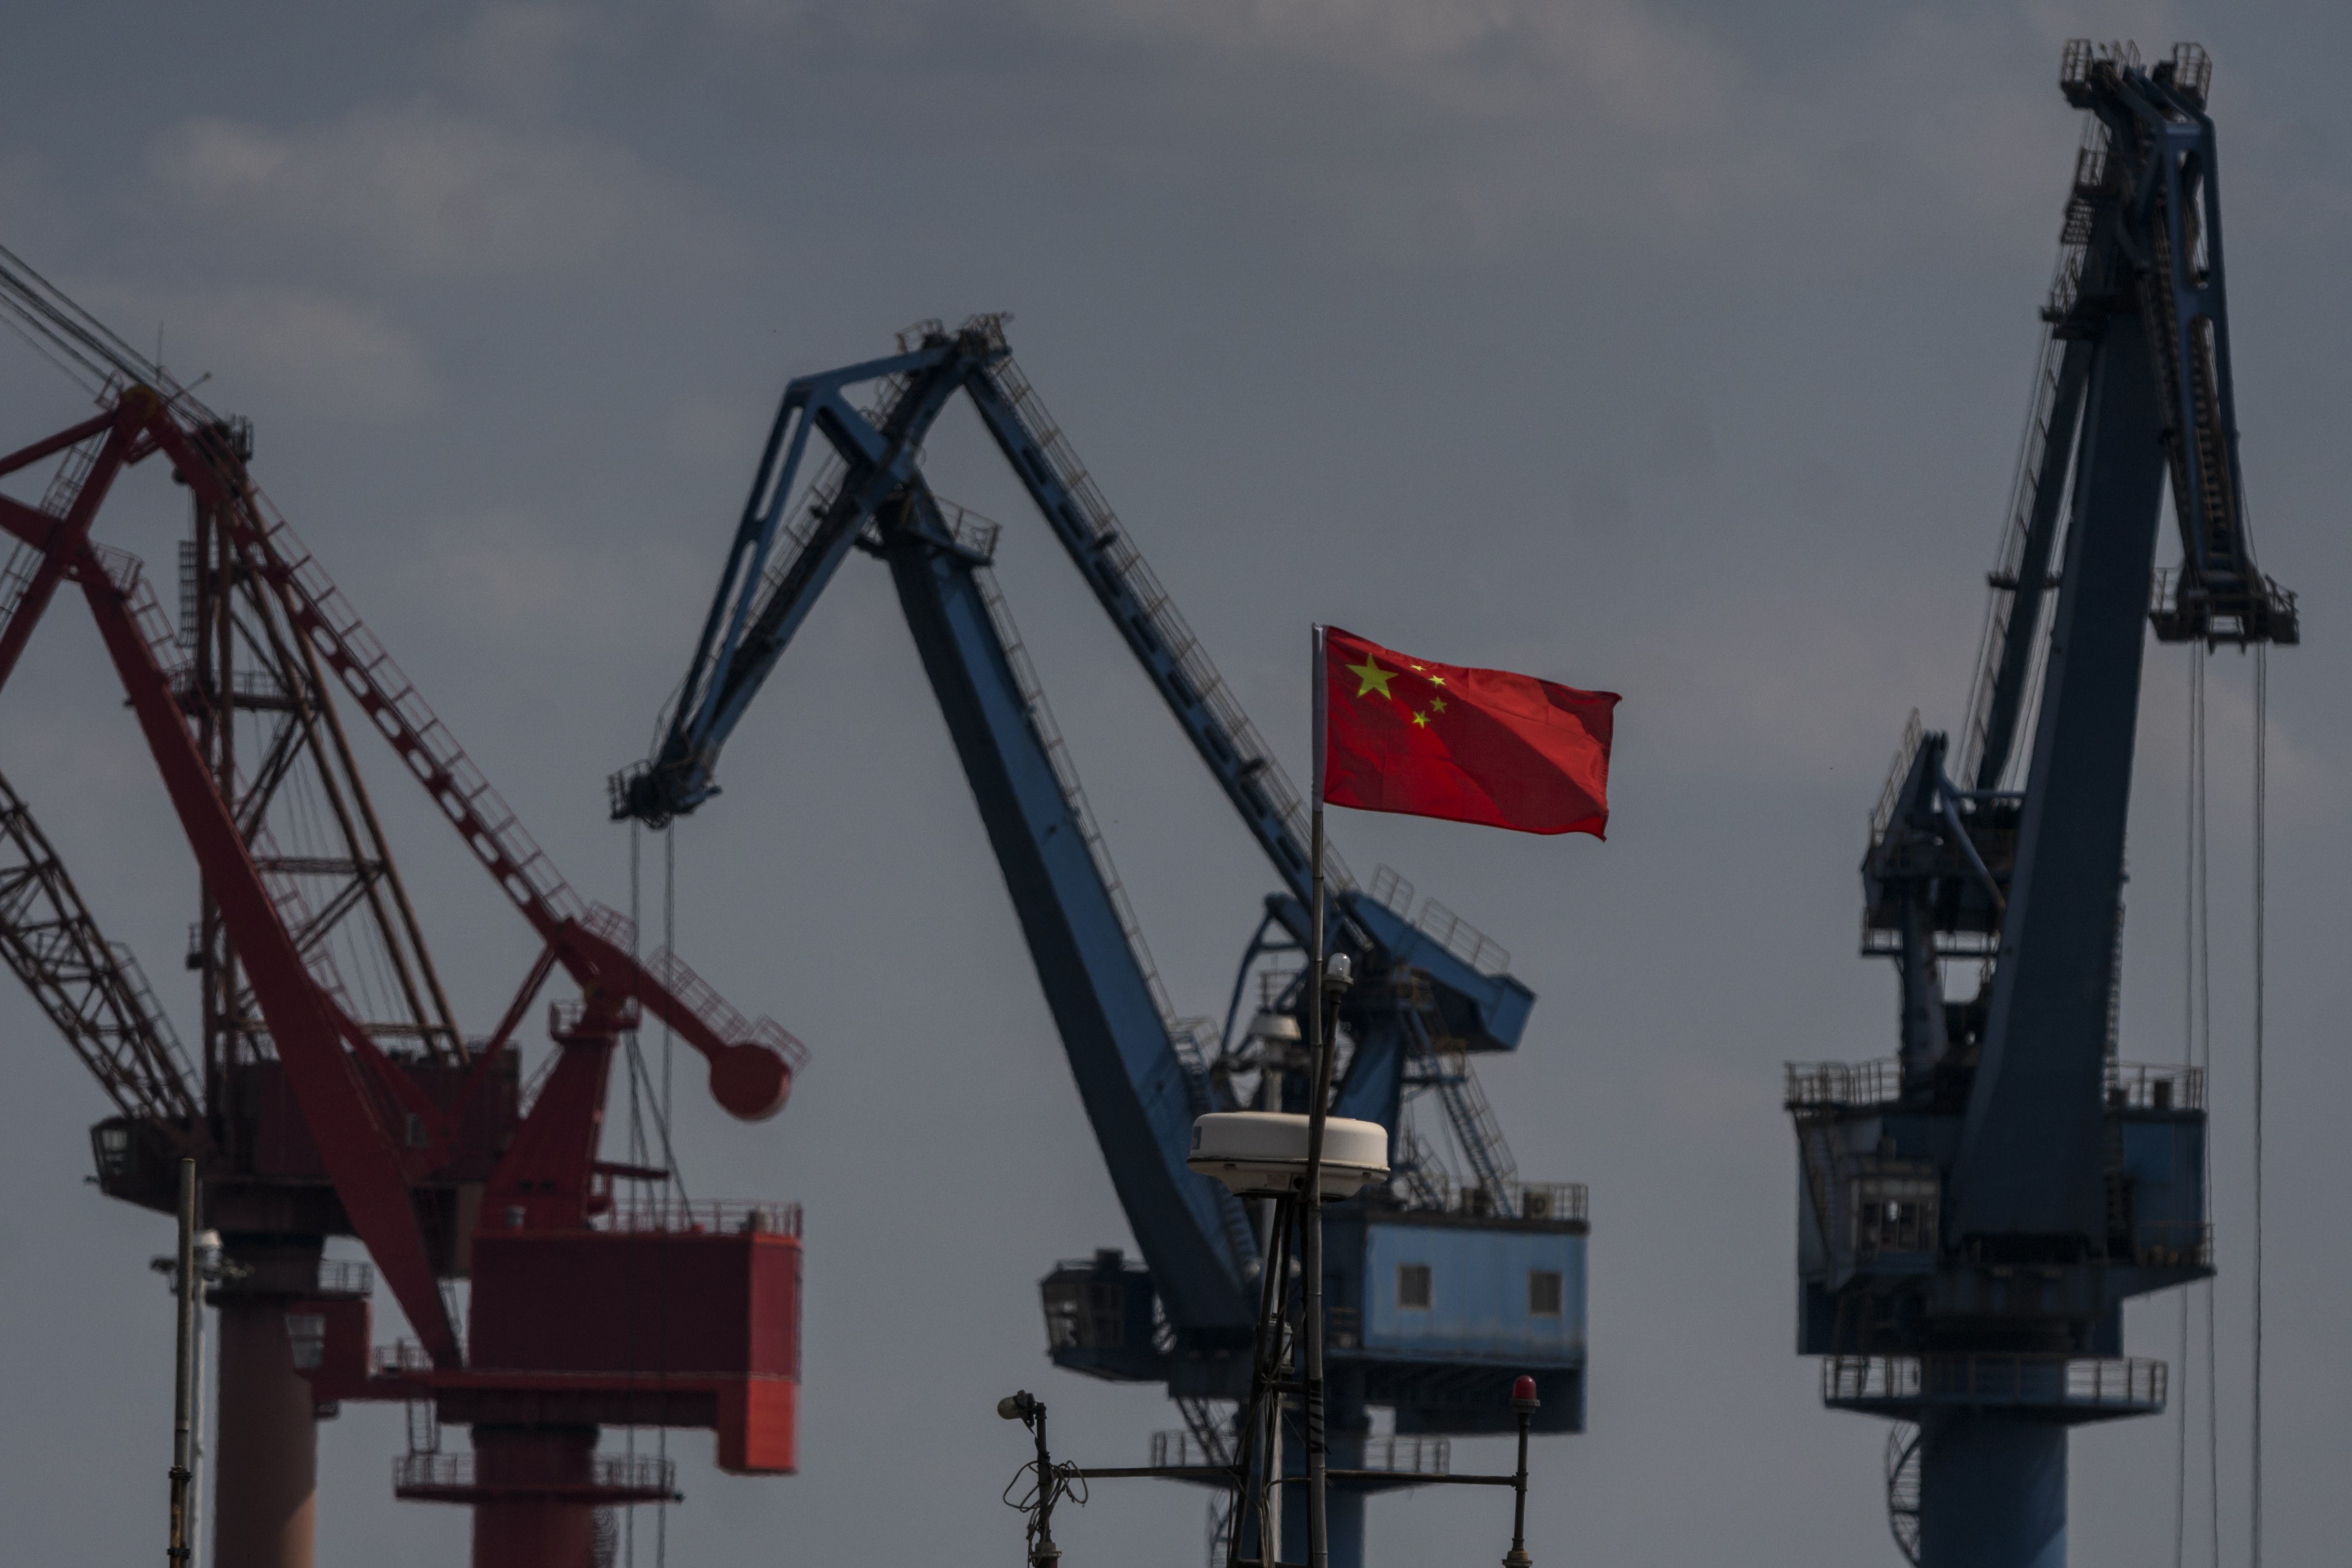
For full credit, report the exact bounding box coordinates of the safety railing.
[932,497,1002,562]
[1148,1429,1449,1477]
[37,427,103,519]
[1450,1181,1588,1224]
[547,998,640,1038]
[0,542,42,652]
[2129,1221,2213,1269]
[373,1338,447,1377]
[1368,865,1415,917]
[1785,1059,1903,1110]
[600,1199,802,1237]
[1869,713,1925,846]
[1509,1182,1589,1223]
[1360,1435,1452,1476]
[1414,897,1511,978]
[2106,1060,2204,1111]
[1785,1058,2205,1114]
[89,544,187,684]
[2169,43,2211,106]
[394,1452,676,1499]
[1824,1354,2164,1411]
[315,1259,375,1297]
[644,943,810,1071]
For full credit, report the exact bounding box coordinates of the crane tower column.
[1916,1415,2064,1568]
[213,1279,322,1568]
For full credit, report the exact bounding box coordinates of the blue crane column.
[1790,41,2294,1567]
[620,320,1590,1568]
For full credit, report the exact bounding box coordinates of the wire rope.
[2195,644,2220,1568]
[658,820,677,1568]
[2173,645,2195,1568]
[625,818,642,1568]
[2249,644,2267,1568]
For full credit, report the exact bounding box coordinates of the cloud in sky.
[144,101,743,280]
[125,286,438,418]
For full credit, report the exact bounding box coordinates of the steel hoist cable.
[2250,644,2268,1568]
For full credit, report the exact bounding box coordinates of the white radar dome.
[1187,1111,1389,1200]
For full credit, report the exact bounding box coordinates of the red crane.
[0,266,806,1568]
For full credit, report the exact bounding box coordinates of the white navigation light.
[1187,1111,1389,1199]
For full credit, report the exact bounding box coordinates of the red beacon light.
[1511,1375,1539,1410]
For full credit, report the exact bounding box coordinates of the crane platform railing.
[1824,1353,2165,1412]
[2127,1221,2212,1269]
[393,1451,676,1503]
[1785,1060,1905,1111]
[315,1259,376,1297]
[599,1198,803,1237]
[1149,1428,1451,1477]
[633,937,812,1074]
[1412,897,1511,979]
[1788,1057,2206,1113]
[1868,713,1926,848]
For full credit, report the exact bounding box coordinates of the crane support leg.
[1916,1415,2065,1568]
[213,1293,322,1568]
[469,1427,600,1568]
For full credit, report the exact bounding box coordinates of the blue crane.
[616,318,1589,1566]
[1789,41,2295,1566]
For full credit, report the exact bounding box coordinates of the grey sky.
[1,2,2345,1563]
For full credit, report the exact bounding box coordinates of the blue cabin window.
[1528,1269,1564,1318]
[1397,1262,1432,1311]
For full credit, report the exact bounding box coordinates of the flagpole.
[1301,626,1332,1568]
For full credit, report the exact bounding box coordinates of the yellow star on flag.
[1411,710,1429,728]
[1347,658,1396,700]
[1430,697,1446,714]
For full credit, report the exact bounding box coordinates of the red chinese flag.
[1316,627,1617,837]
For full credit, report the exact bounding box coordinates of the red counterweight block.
[465,1210,804,1474]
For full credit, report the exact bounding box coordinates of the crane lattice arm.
[0,769,200,1125]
